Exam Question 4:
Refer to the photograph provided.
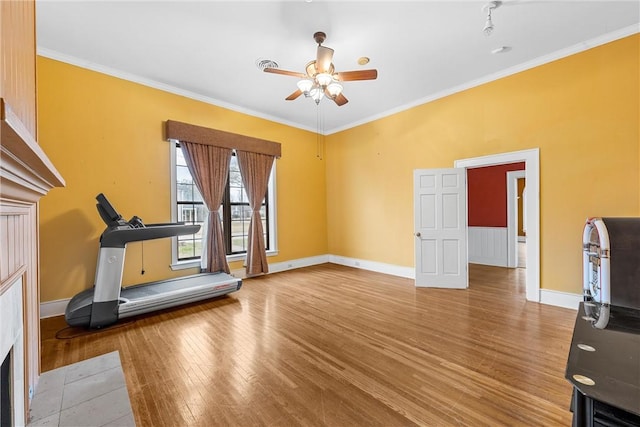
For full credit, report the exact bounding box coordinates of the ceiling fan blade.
[263,67,306,78]
[333,93,349,106]
[285,89,303,101]
[316,46,334,74]
[335,69,378,81]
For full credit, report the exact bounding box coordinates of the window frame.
[170,142,278,270]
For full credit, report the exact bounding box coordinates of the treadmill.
[65,193,242,328]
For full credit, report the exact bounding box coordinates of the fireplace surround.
[1,96,64,422]
[1,351,11,426]
[0,277,25,426]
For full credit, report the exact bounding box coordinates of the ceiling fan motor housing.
[313,31,327,45]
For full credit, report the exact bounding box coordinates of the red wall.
[468,162,525,227]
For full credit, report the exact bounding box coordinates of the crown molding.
[36,47,318,134]
[38,24,639,136]
[325,24,640,135]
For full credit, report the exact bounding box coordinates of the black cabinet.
[571,388,640,427]
[566,303,640,427]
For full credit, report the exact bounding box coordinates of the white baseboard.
[40,298,70,319]
[539,289,582,310]
[268,254,330,274]
[328,255,414,279]
[40,254,579,318]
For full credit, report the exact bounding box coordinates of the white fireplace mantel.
[1,97,65,424]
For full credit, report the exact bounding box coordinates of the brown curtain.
[180,141,232,274]
[236,150,275,276]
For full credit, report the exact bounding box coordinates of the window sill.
[170,260,201,271]
[170,250,279,271]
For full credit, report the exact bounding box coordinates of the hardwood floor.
[41,263,577,426]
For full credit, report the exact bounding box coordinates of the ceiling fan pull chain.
[316,103,324,160]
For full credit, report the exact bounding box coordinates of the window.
[171,145,277,267]
[225,155,270,255]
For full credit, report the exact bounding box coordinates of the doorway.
[517,177,527,268]
[507,170,526,269]
[455,149,540,302]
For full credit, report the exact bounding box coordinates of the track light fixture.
[482,1,502,36]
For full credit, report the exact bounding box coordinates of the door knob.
[415,232,421,237]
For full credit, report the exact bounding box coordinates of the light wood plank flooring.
[41,263,577,426]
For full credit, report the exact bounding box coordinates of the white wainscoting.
[468,226,508,267]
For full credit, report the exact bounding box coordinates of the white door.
[414,168,468,288]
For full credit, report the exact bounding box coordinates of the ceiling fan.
[263,31,378,106]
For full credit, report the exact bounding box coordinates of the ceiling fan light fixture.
[316,72,333,88]
[309,87,324,104]
[327,81,343,98]
[297,79,314,95]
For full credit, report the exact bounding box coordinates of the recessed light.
[357,57,370,65]
[491,46,512,54]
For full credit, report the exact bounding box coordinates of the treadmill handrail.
[100,223,201,248]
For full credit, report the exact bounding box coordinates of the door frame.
[507,170,526,268]
[455,148,540,302]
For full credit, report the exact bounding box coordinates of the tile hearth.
[27,351,134,427]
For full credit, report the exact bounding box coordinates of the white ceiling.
[36,1,639,134]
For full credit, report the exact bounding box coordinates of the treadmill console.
[96,194,146,229]
[96,193,127,227]
[95,192,200,248]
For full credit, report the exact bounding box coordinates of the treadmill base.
[65,272,242,328]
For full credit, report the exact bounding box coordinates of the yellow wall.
[326,34,639,293]
[38,34,639,302]
[37,57,327,302]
